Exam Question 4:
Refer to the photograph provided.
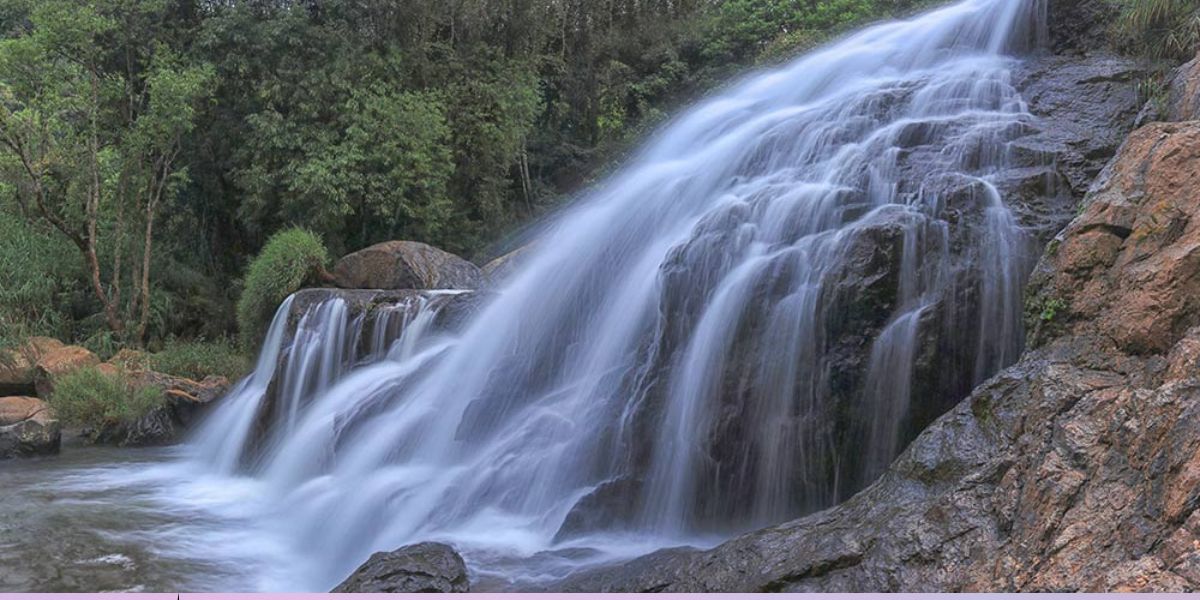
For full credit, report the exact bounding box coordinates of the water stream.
[1,0,1055,591]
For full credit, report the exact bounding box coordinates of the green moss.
[48,367,163,430]
[236,227,329,349]
[1045,238,1061,257]
[1039,297,1068,323]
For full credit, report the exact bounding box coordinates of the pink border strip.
[3,594,1199,598]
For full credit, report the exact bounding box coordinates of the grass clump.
[1111,0,1200,59]
[236,227,329,348]
[48,367,163,430]
[150,339,250,381]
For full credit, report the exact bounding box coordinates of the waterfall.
[189,0,1051,589]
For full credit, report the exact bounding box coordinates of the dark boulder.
[332,542,470,593]
[332,241,483,291]
[0,396,60,459]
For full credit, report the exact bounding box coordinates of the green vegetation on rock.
[47,366,162,430]
[1111,0,1200,59]
[149,339,250,382]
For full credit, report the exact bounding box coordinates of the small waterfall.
[191,295,295,474]
[186,0,1054,589]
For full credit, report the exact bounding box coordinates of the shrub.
[236,227,329,348]
[150,339,250,381]
[48,367,163,430]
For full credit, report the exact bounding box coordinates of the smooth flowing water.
[2,0,1057,591]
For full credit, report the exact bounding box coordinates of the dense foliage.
[0,0,939,351]
[47,366,162,429]
[235,227,329,344]
[149,339,251,381]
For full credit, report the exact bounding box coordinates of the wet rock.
[32,345,100,398]
[550,120,1200,593]
[332,542,470,593]
[0,396,60,459]
[1169,52,1200,122]
[1014,53,1150,198]
[0,337,64,396]
[332,241,483,291]
[555,477,645,541]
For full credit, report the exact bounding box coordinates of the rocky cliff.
[552,10,1200,596]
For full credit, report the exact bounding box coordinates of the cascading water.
[180,0,1054,590]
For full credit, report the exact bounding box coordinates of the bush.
[47,367,163,430]
[236,227,329,348]
[150,339,250,381]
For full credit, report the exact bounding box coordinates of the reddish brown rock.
[0,337,65,396]
[1029,122,1200,354]
[0,396,60,459]
[32,345,100,398]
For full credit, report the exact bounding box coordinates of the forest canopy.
[0,0,979,352]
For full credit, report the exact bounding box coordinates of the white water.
[25,0,1058,591]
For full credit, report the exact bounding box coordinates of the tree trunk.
[135,199,154,344]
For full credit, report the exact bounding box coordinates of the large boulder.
[32,345,99,399]
[0,337,64,396]
[1169,52,1200,122]
[0,396,60,459]
[550,121,1200,593]
[332,542,470,593]
[332,241,483,291]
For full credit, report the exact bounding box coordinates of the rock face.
[332,542,470,593]
[1012,53,1148,201]
[332,241,483,291]
[32,345,100,399]
[0,337,64,397]
[1169,52,1200,121]
[552,120,1200,593]
[546,39,1150,540]
[0,396,60,459]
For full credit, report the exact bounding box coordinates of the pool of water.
[0,438,287,592]
[0,438,704,592]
